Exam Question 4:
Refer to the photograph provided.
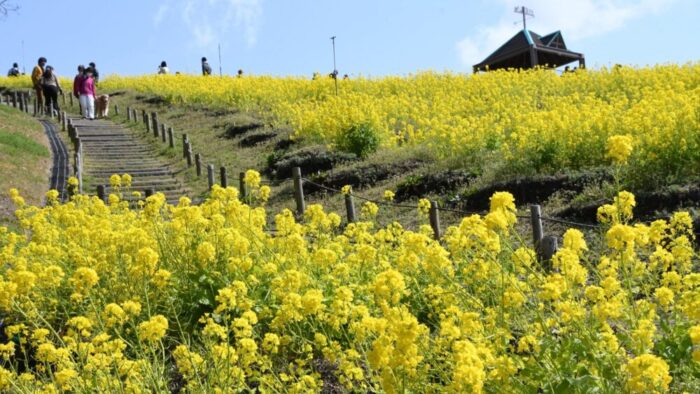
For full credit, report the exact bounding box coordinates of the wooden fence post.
[429,200,441,240]
[74,138,83,194]
[151,112,159,138]
[239,172,247,199]
[292,167,305,216]
[168,127,174,148]
[220,166,228,188]
[540,235,559,264]
[185,142,193,167]
[114,104,119,116]
[207,164,215,190]
[126,107,132,121]
[144,112,151,134]
[182,134,189,158]
[69,93,73,107]
[345,194,356,223]
[61,93,66,107]
[161,124,166,143]
[195,153,202,176]
[18,93,24,112]
[97,185,106,203]
[530,205,543,248]
[12,91,17,108]
[62,112,67,131]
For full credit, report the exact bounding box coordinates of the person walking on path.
[78,68,96,120]
[31,57,47,112]
[88,62,99,84]
[40,66,63,115]
[201,57,212,76]
[73,65,86,113]
[158,61,169,75]
[7,62,20,77]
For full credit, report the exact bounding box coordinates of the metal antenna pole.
[218,43,223,77]
[514,6,534,30]
[21,40,25,74]
[331,36,338,96]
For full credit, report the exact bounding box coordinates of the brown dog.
[95,94,110,118]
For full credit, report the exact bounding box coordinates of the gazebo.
[473,29,585,72]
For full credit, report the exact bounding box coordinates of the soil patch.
[456,171,610,211]
[306,160,423,195]
[394,170,476,202]
[267,146,357,179]
[556,184,700,225]
[206,108,241,117]
[224,122,264,139]
[135,95,167,105]
[274,138,295,151]
[239,131,277,147]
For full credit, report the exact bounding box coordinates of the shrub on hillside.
[337,123,380,158]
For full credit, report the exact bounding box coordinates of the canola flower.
[0,175,698,392]
[4,64,699,186]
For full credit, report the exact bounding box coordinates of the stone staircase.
[69,117,189,204]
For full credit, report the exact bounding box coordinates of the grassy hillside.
[0,105,51,229]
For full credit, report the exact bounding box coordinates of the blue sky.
[1,0,698,77]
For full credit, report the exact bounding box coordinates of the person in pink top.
[79,68,96,120]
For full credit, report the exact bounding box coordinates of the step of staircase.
[66,115,190,204]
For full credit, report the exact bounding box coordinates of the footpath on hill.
[66,116,189,204]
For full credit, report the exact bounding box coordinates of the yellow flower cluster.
[0,177,698,391]
[6,64,698,184]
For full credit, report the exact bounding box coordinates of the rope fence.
[11,95,677,263]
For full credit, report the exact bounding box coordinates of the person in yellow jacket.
[31,57,47,112]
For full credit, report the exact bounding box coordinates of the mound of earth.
[136,95,167,105]
[394,170,476,202]
[556,184,700,226]
[239,131,277,147]
[224,122,264,139]
[456,171,611,211]
[267,146,357,180]
[305,160,423,195]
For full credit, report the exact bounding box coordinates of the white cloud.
[153,4,170,27]
[457,0,674,67]
[179,0,263,48]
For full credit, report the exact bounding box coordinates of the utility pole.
[330,36,338,96]
[514,6,534,30]
[218,43,223,77]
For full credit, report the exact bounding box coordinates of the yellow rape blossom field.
[1,68,700,392]
[1,142,700,392]
[3,64,700,187]
[72,64,700,187]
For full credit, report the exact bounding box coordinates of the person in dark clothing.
[88,62,99,84]
[7,63,20,77]
[73,65,86,113]
[201,57,212,76]
[41,66,63,115]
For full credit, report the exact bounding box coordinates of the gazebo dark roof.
[473,29,585,72]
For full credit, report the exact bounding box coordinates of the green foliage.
[0,129,50,158]
[337,123,380,158]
